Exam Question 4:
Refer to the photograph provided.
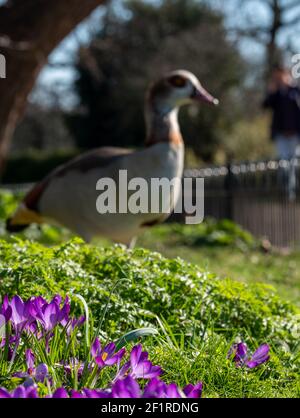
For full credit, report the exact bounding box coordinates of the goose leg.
[127,237,137,249]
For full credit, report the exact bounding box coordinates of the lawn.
[0,190,299,398]
[138,223,300,307]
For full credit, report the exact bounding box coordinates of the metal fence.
[183,159,300,247]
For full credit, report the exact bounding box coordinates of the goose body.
[7,70,218,245]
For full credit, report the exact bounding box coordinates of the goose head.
[147,69,219,116]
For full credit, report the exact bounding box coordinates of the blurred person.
[263,66,300,200]
[263,65,300,159]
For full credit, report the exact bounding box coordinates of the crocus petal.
[25,349,35,371]
[24,378,35,388]
[25,387,38,398]
[35,296,47,309]
[70,390,85,398]
[0,296,12,322]
[13,386,27,398]
[35,363,48,382]
[164,383,182,398]
[43,302,59,331]
[114,361,131,381]
[105,348,126,366]
[76,315,86,327]
[132,360,162,379]
[183,382,203,398]
[52,388,69,398]
[58,299,70,323]
[112,376,141,398]
[236,342,248,359]
[51,295,62,306]
[104,356,119,366]
[246,344,270,368]
[13,372,29,378]
[10,296,25,326]
[23,300,36,325]
[1,295,9,311]
[228,342,248,366]
[0,388,11,398]
[91,338,101,358]
[83,389,111,398]
[104,342,116,356]
[143,378,166,398]
[130,344,143,368]
[143,365,162,379]
[95,356,105,368]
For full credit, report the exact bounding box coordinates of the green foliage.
[0,239,298,347]
[222,115,275,162]
[0,239,299,396]
[0,188,299,396]
[150,219,257,249]
[2,151,78,184]
[0,189,20,219]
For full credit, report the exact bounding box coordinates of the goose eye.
[168,75,187,88]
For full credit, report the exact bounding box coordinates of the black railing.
[182,159,300,247]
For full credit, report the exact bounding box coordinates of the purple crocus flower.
[143,378,203,398]
[227,342,248,367]
[52,388,69,398]
[183,382,203,398]
[51,387,110,399]
[114,344,162,382]
[14,349,48,385]
[0,378,203,399]
[246,344,270,368]
[82,389,111,398]
[35,296,70,333]
[111,376,141,398]
[0,386,38,398]
[9,296,34,334]
[91,338,125,368]
[228,342,270,368]
[143,378,166,398]
[127,344,162,379]
[0,296,12,322]
[61,315,85,336]
[26,348,35,372]
[144,379,182,398]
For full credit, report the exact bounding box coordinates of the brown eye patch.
[168,75,187,88]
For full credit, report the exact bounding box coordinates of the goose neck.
[145,107,183,147]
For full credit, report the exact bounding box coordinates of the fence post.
[224,162,234,220]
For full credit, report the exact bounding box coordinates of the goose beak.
[192,86,219,106]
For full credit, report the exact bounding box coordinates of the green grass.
[0,238,299,397]
[138,223,300,307]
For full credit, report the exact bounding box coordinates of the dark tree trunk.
[266,0,282,77]
[0,0,106,171]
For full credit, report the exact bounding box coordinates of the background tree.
[0,0,106,171]
[68,0,245,162]
[227,0,300,77]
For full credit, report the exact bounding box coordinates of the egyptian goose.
[7,70,218,246]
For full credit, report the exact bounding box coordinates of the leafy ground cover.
[0,189,299,397]
[0,239,299,397]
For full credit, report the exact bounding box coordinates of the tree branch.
[284,13,300,27]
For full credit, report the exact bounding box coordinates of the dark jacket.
[263,85,300,140]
